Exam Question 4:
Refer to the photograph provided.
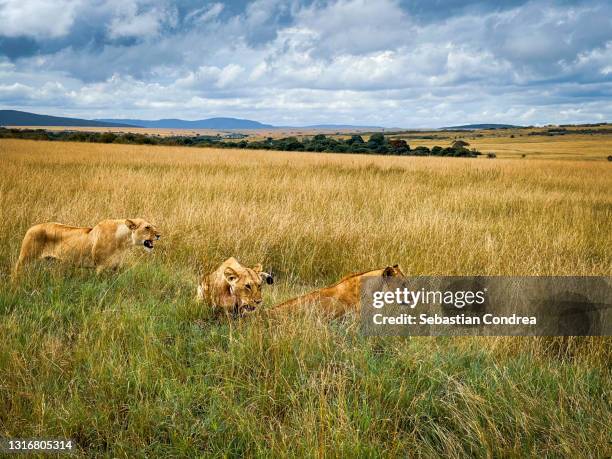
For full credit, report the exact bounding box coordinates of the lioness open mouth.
[143,240,154,249]
[234,304,256,315]
[232,304,256,317]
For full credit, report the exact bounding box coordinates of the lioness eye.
[245,283,252,291]
[145,226,151,230]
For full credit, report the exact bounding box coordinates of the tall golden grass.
[0,138,610,457]
[2,139,610,278]
[412,133,612,160]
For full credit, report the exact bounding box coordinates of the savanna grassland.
[398,132,612,161]
[386,124,612,160]
[11,122,612,161]
[0,138,611,457]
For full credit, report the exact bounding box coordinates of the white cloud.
[107,2,176,39]
[0,0,81,38]
[0,82,32,98]
[216,64,244,88]
[296,0,410,56]
[186,3,224,23]
[0,0,610,126]
[108,12,162,38]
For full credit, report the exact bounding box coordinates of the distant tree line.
[0,128,482,157]
[528,126,612,136]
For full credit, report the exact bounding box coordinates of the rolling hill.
[441,123,522,130]
[302,124,384,130]
[96,117,274,129]
[0,110,135,127]
[2,110,384,130]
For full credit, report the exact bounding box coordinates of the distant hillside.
[0,110,135,127]
[441,123,522,130]
[302,124,384,130]
[0,110,526,132]
[1,110,387,130]
[97,117,274,129]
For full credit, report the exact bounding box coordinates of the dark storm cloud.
[0,0,610,126]
[0,36,38,59]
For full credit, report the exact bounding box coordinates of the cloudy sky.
[0,0,610,127]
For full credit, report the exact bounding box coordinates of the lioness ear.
[253,263,273,284]
[223,267,239,285]
[383,266,395,277]
[260,271,274,285]
[125,219,138,230]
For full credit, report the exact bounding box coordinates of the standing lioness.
[14,218,161,275]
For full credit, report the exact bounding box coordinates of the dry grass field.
[0,138,610,457]
[403,134,612,161]
[7,125,377,139]
[386,125,612,160]
[11,123,612,161]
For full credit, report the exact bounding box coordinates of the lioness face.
[224,263,273,314]
[382,264,405,278]
[379,264,408,304]
[126,219,161,252]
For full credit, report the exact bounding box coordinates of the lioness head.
[379,264,408,304]
[198,258,274,315]
[223,262,273,314]
[125,218,161,252]
[382,264,405,278]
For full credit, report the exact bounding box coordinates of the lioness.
[14,218,160,275]
[270,264,405,318]
[197,257,273,315]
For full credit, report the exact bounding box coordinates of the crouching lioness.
[270,265,405,318]
[14,218,160,275]
[197,257,273,315]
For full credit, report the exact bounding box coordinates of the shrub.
[413,146,431,156]
[0,128,484,158]
[346,135,364,145]
[452,140,470,148]
[368,133,385,145]
[99,132,117,143]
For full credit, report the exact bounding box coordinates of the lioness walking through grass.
[14,218,160,276]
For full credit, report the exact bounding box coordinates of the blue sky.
[0,0,610,127]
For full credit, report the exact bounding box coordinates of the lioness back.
[271,265,405,318]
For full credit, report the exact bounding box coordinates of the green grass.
[0,139,610,457]
[1,263,610,457]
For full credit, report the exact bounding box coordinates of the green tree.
[368,133,385,145]
[346,135,364,145]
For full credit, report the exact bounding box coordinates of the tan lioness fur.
[197,257,273,315]
[14,218,161,275]
[271,265,405,318]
